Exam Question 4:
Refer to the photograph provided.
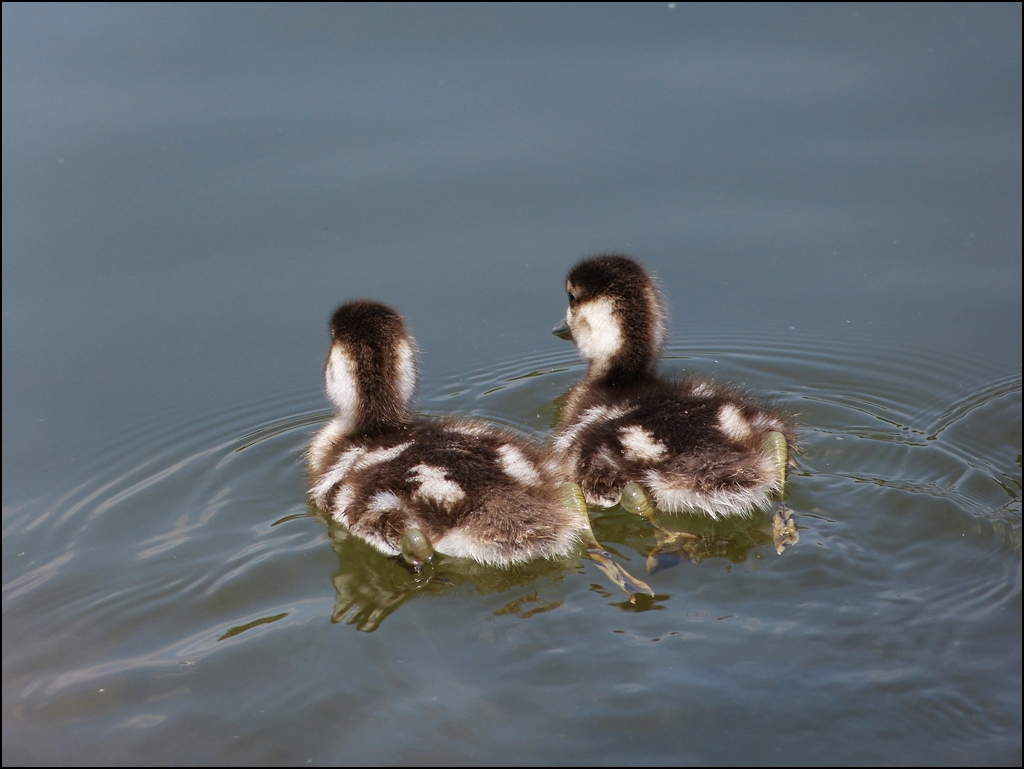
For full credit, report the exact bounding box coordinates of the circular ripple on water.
[3,380,336,697]
[434,328,1021,530]
[3,329,1019,698]
[3,327,1019,769]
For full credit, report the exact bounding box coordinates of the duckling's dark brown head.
[325,300,417,434]
[555,255,666,382]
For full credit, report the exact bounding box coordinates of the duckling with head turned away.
[550,255,798,547]
[308,300,653,596]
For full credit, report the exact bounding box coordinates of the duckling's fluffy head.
[563,255,667,378]
[324,300,417,434]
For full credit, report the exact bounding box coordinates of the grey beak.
[552,317,573,341]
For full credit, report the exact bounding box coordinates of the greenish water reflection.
[327,521,578,632]
[219,612,289,641]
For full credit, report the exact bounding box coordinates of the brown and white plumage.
[308,300,586,567]
[550,255,797,519]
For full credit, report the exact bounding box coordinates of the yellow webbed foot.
[771,503,799,554]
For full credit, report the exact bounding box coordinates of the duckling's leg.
[763,431,788,491]
[558,480,589,514]
[558,482,654,599]
[619,481,658,519]
[400,527,435,570]
[762,432,798,554]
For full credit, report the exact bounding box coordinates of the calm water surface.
[3,4,1020,765]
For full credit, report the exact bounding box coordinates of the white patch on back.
[570,296,622,370]
[310,448,364,508]
[354,442,412,471]
[553,404,628,454]
[324,345,359,433]
[619,425,668,463]
[718,403,752,442]
[496,444,541,486]
[311,442,412,511]
[366,490,403,513]
[330,485,356,525]
[395,338,417,408]
[408,464,465,506]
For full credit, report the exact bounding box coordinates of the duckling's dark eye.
[567,291,578,304]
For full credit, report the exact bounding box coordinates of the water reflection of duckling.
[308,300,652,596]
[642,511,790,574]
[328,523,573,632]
[549,255,799,552]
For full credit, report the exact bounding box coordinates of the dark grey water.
[3,4,1020,765]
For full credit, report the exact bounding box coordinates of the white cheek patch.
[324,346,359,431]
[619,425,668,463]
[496,444,541,486]
[718,404,753,442]
[408,464,465,506]
[571,297,622,366]
[395,339,417,408]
